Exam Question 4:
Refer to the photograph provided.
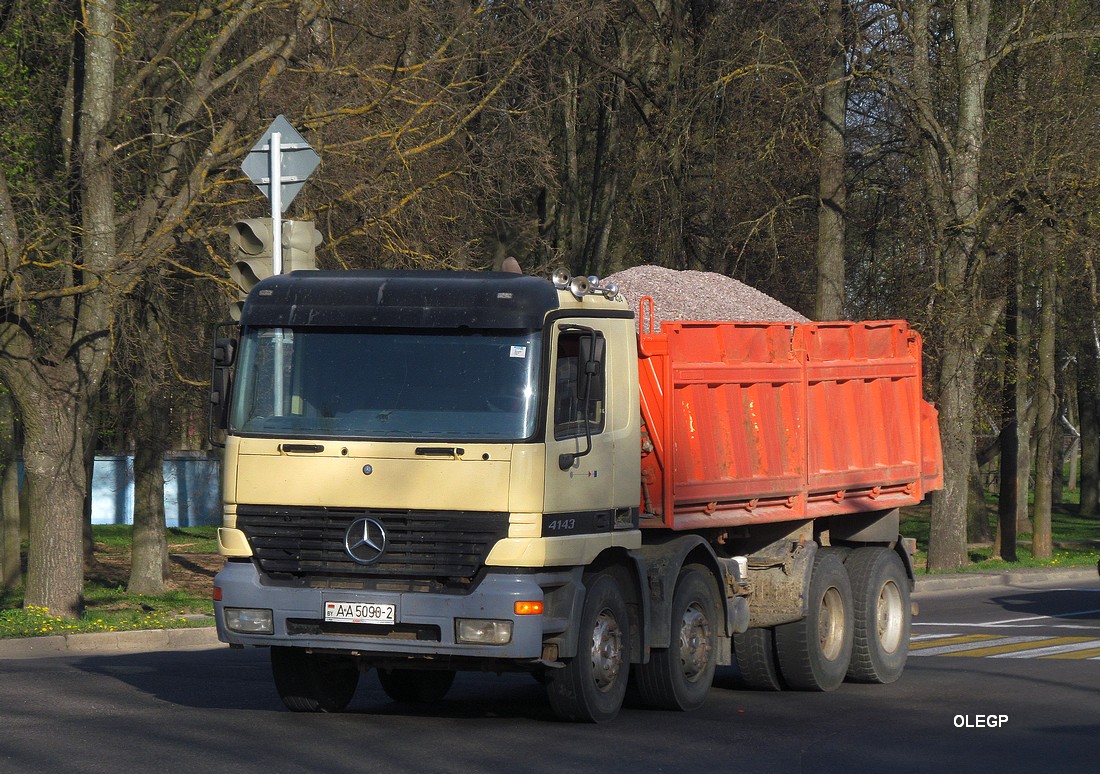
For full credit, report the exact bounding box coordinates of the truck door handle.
[415,447,464,457]
[279,443,325,454]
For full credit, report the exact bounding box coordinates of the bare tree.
[815,0,849,320]
[0,1,323,617]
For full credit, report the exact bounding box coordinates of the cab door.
[542,321,617,535]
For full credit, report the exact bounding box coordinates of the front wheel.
[547,571,631,723]
[634,566,719,711]
[775,549,853,691]
[271,647,360,712]
[845,547,911,683]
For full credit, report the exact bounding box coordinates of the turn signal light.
[213,586,223,601]
[514,600,544,616]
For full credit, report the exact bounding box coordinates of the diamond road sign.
[241,115,319,212]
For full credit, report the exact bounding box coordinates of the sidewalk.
[1,566,1096,659]
[912,565,1099,593]
[0,623,220,659]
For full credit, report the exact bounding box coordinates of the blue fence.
[90,452,221,527]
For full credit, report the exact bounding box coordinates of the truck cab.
[213,270,655,721]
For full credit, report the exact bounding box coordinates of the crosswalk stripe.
[908,634,1000,652]
[941,636,1089,657]
[1045,647,1100,660]
[991,639,1100,659]
[975,636,1095,658]
[909,635,1043,656]
[910,633,961,642]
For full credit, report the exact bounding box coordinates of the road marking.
[910,635,1038,656]
[1043,646,1100,660]
[943,636,1092,658]
[908,634,1001,652]
[991,639,1100,658]
[911,621,1100,631]
[908,634,1100,658]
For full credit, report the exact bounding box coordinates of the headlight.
[456,619,513,645]
[224,607,273,634]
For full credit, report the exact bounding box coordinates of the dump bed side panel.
[638,320,942,530]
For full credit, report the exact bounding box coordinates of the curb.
[914,566,1099,593]
[0,624,220,660]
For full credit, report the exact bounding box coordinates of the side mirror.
[213,337,236,368]
[209,327,239,446]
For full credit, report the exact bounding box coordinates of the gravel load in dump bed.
[603,265,809,329]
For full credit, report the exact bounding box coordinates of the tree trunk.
[814,0,848,321]
[129,306,171,595]
[16,379,90,617]
[130,437,169,594]
[0,390,19,591]
[928,325,978,570]
[1077,350,1099,515]
[996,278,1020,560]
[967,454,993,543]
[1031,260,1057,558]
[1,457,20,592]
[1014,277,1035,535]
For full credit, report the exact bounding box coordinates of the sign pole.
[271,131,283,275]
[269,131,285,415]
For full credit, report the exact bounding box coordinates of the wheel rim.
[876,579,905,654]
[819,586,846,661]
[590,609,624,692]
[678,603,712,682]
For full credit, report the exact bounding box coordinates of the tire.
[844,547,911,684]
[271,647,360,712]
[377,668,456,703]
[634,566,720,711]
[733,626,784,691]
[547,571,631,723]
[774,549,853,691]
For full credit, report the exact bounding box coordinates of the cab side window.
[554,329,606,440]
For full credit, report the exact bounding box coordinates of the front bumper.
[213,560,575,661]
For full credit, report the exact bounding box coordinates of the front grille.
[236,505,509,582]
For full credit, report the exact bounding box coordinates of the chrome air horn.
[551,268,620,301]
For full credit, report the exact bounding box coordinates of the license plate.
[324,601,395,625]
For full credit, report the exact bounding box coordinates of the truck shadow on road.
[987,587,1100,622]
[74,648,563,720]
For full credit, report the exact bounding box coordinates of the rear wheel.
[733,626,784,691]
[775,549,853,691]
[635,566,720,711]
[845,547,910,683]
[377,668,456,703]
[547,571,631,723]
[271,647,359,712]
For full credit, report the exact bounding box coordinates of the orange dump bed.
[637,316,943,530]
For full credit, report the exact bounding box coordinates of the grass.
[0,525,219,639]
[900,503,1100,574]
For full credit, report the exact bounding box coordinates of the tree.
[0,390,19,592]
[815,0,850,320]
[877,0,1100,570]
[0,1,323,617]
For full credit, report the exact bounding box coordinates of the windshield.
[230,328,541,441]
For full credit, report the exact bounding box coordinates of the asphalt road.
[1,575,1097,774]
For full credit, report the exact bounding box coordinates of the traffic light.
[228,219,322,319]
[282,220,323,272]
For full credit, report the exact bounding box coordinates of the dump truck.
[210,268,943,722]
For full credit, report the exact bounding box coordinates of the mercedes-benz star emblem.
[344,517,387,565]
